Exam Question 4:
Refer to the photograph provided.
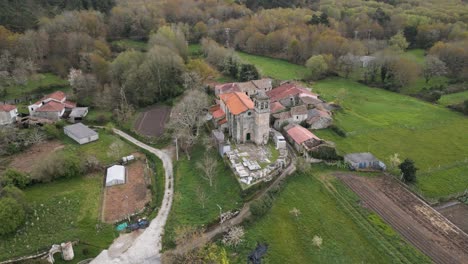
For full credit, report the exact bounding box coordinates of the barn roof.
[215,83,240,95]
[270,102,286,113]
[286,125,320,144]
[64,123,98,139]
[266,83,316,102]
[344,153,379,163]
[0,104,16,112]
[219,92,254,115]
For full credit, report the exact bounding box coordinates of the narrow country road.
[91,129,174,264]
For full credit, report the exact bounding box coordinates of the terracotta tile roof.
[47,91,66,101]
[218,118,227,125]
[273,111,291,120]
[270,102,286,113]
[0,104,16,112]
[35,101,65,112]
[64,100,76,108]
[215,83,241,95]
[286,125,320,144]
[299,94,322,105]
[251,78,272,90]
[219,92,254,115]
[290,105,308,116]
[267,83,315,102]
[212,108,225,119]
[209,105,220,113]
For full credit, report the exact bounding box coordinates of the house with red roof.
[215,78,272,97]
[0,104,18,125]
[266,82,318,108]
[284,124,323,154]
[28,91,85,121]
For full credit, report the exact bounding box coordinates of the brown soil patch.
[336,173,468,264]
[437,203,468,234]
[134,105,171,137]
[8,140,64,173]
[102,158,152,223]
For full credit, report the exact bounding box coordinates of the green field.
[402,49,426,65]
[226,169,430,264]
[313,78,468,199]
[439,90,468,106]
[0,176,117,261]
[0,73,69,101]
[237,52,308,80]
[111,39,147,51]
[163,144,243,249]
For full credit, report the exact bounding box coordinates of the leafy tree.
[305,55,328,80]
[238,63,260,81]
[1,168,30,189]
[399,159,418,183]
[423,56,447,83]
[389,31,409,51]
[0,197,25,235]
[149,25,188,61]
[320,13,330,27]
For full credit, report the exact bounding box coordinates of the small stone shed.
[344,152,386,171]
[106,165,126,187]
[64,123,99,145]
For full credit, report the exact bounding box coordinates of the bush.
[0,197,26,235]
[330,125,347,137]
[250,195,273,219]
[1,168,30,188]
[309,145,343,161]
[43,124,61,139]
[31,152,84,183]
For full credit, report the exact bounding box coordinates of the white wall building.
[64,123,99,145]
[0,104,18,125]
[106,165,126,187]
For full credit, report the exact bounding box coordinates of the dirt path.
[91,129,174,264]
[337,173,468,264]
[166,163,296,257]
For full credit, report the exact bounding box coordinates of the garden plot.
[7,140,64,173]
[134,105,171,137]
[102,155,152,223]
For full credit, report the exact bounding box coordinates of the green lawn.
[111,39,147,51]
[237,52,308,80]
[226,169,430,264]
[0,176,117,261]
[439,90,468,106]
[402,49,426,65]
[313,78,468,199]
[163,144,243,249]
[1,73,69,100]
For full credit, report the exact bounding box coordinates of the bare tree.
[423,55,447,83]
[196,154,217,187]
[289,207,301,218]
[222,226,245,247]
[312,235,323,248]
[108,141,124,160]
[389,153,401,169]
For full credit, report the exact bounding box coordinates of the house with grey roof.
[344,152,386,171]
[64,123,99,145]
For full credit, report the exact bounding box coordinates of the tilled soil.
[437,203,468,234]
[134,105,171,137]
[8,140,64,173]
[337,173,468,264]
[103,159,151,223]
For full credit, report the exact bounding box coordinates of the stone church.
[212,90,270,145]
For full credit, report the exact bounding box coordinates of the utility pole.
[175,137,179,161]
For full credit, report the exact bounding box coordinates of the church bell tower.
[253,90,270,145]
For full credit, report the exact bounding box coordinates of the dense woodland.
[0,0,467,114]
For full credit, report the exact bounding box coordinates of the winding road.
[91,129,174,264]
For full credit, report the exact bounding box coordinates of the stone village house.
[0,104,18,125]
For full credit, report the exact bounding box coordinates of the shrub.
[250,195,273,219]
[309,145,343,161]
[330,125,346,137]
[43,124,61,139]
[31,152,84,183]
[1,168,30,188]
[0,197,25,235]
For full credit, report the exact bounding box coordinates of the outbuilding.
[0,104,18,125]
[64,123,99,145]
[344,152,386,171]
[106,165,126,187]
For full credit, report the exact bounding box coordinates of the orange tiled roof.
[0,104,16,112]
[270,102,286,113]
[35,101,65,112]
[47,91,66,101]
[267,83,316,102]
[219,92,254,115]
[64,100,76,108]
[218,118,227,125]
[286,125,320,144]
[212,108,226,119]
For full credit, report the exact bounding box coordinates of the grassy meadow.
[0,73,69,101]
[225,168,430,264]
[163,144,243,249]
[232,51,468,200]
[0,176,117,261]
[439,90,468,106]
[111,39,148,51]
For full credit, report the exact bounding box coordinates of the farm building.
[284,124,322,153]
[344,152,386,171]
[106,165,126,187]
[64,123,99,145]
[212,129,231,156]
[28,91,86,122]
[0,104,18,125]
